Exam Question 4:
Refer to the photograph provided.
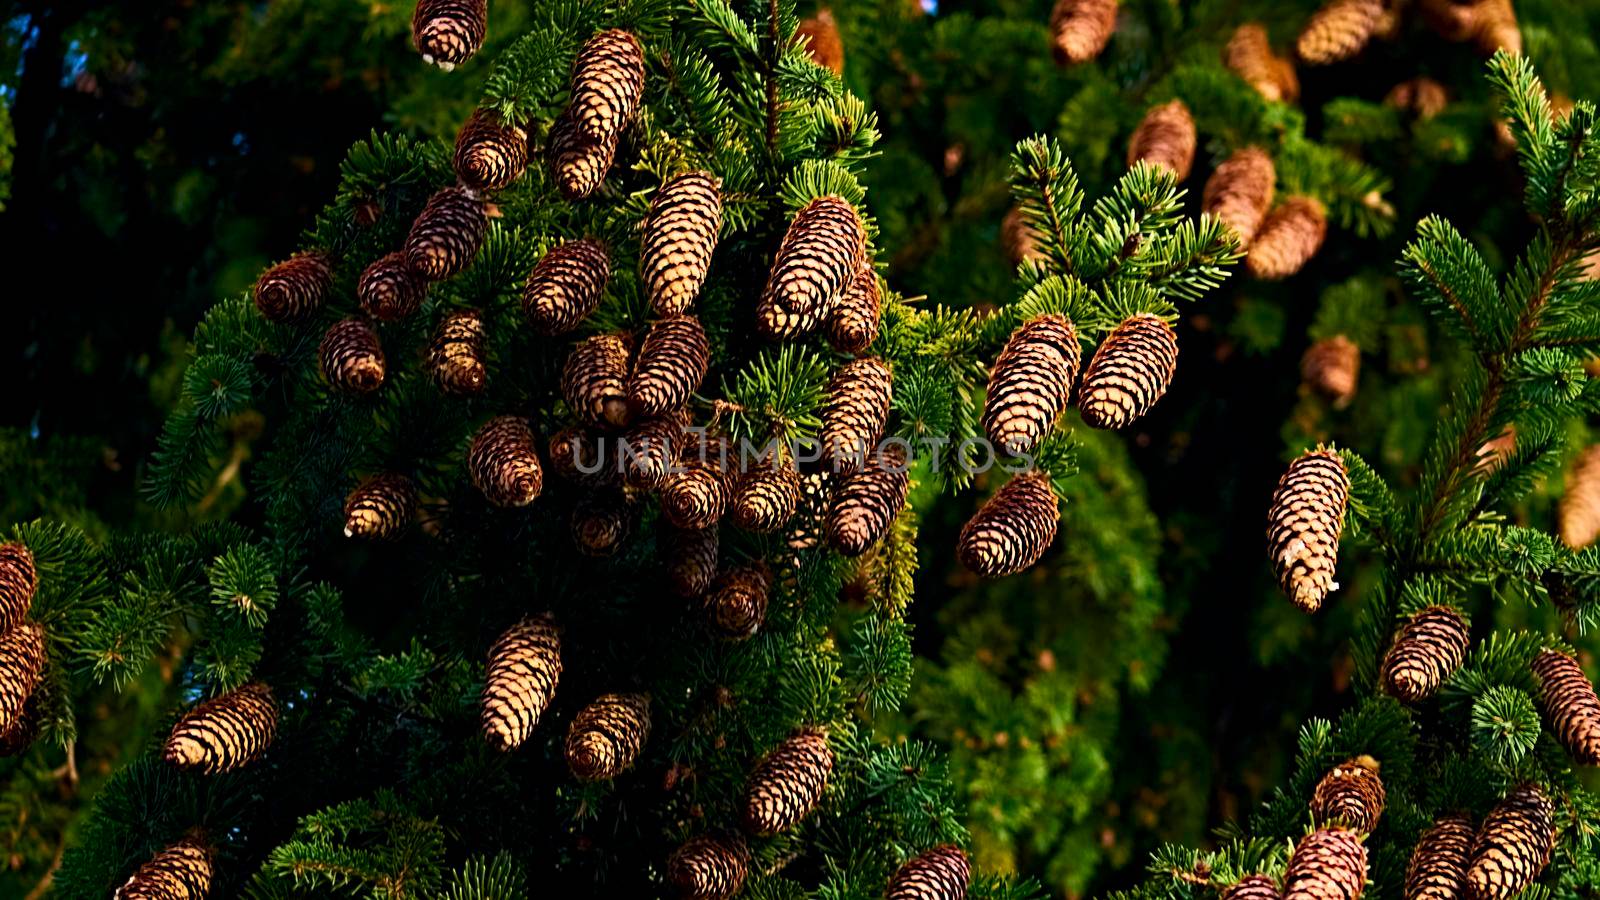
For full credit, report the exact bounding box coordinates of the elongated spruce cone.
[548,110,619,202]
[667,527,719,598]
[821,358,892,473]
[797,10,844,74]
[1203,147,1276,247]
[1225,23,1299,102]
[568,30,645,147]
[1128,100,1196,180]
[1297,0,1383,64]
[1532,649,1600,765]
[705,562,771,640]
[524,238,610,335]
[1303,336,1360,408]
[888,845,970,900]
[1050,0,1117,65]
[958,472,1060,578]
[662,434,735,530]
[0,623,46,735]
[480,615,561,752]
[429,309,488,395]
[563,333,632,429]
[732,457,802,533]
[1311,756,1386,834]
[164,682,277,774]
[1224,875,1283,900]
[566,692,650,781]
[1381,605,1469,702]
[406,187,487,281]
[1248,197,1327,280]
[1560,446,1600,549]
[1466,785,1553,900]
[642,171,723,316]
[412,0,486,71]
[358,251,427,321]
[668,833,749,900]
[1079,313,1178,430]
[828,264,882,354]
[469,416,544,508]
[622,415,684,490]
[115,835,214,900]
[761,196,866,319]
[320,318,386,395]
[254,252,332,323]
[573,492,632,557]
[630,316,710,417]
[1406,814,1473,900]
[344,473,417,540]
[744,730,833,835]
[0,543,36,635]
[454,109,528,193]
[827,445,909,556]
[1268,449,1348,612]
[983,315,1080,457]
[1285,829,1368,900]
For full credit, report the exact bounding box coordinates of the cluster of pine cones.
[0,544,46,758]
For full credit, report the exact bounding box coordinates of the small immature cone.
[562,333,633,429]
[319,318,386,395]
[1531,649,1600,765]
[573,492,632,557]
[344,473,417,540]
[621,414,684,490]
[731,455,802,533]
[453,109,529,194]
[1466,785,1554,900]
[1297,0,1384,65]
[1386,78,1449,120]
[667,527,719,598]
[0,543,37,635]
[1559,446,1600,549]
[641,171,723,316]
[827,264,882,354]
[1311,756,1386,834]
[820,358,893,474]
[357,251,427,321]
[1406,814,1474,900]
[1381,605,1470,702]
[0,623,46,736]
[1203,147,1276,247]
[668,833,749,900]
[429,309,488,395]
[115,835,214,900]
[1248,197,1327,280]
[797,9,844,74]
[1127,100,1196,180]
[958,471,1060,578]
[887,845,971,900]
[523,238,611,336]
[1284,828,1368,900]
[548,110,619,201]
[1224,875,1284,900]
[468,416,544,508]
[1302,336,1360,408]
[629,316,710,417]
[1079,313,1179,430]
[163,682,278,774]
[480,614,561,752]
[1268,449,1349,612]
[1049,0,1117,66]
[706,562,772,639]
[982,314,1081,457]
[743,730,834,835]
[568,30,646,147]
[761,196,866,319]
[661,434,735,530]
[827,445,910,556]
[565,692,650,781]
[412,0,487,71]
[406,186,488,281]
[253,252,332,323]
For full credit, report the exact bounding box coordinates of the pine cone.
[1381,605,1469,702]
[548,109,619,202]
[756,291,828,341]
[1311,756,1386,834]
[743,729,834,835]
[1284,828,1369,900]
[562,333,633,429]
[761,196,866,319]
[982,314,1081,456]
[629,316,710,418]
[429,308,488,396]
[406,186,488,281]
[344,473,417,540]
[549,426,618,487]
[667,526,719,598]
[787,469,837,556]
[958,471,1060,578]
[453,109,528,193]
[0,543,36,635]
[1466,785,1553,900]
[888,845,971,900]
[622,414,685,490]
[1049,0,1117,65]
[1297,0,1384,65]
[319,318,386,395]
[1423,0,1520,55]
[352,197,382,228]
[253,252,332,323]
[827,263,882,355]
[797,9,845,74]
[1302,336,1360,408]
[1225,23,1300,102]
[358,251,427,321]
[1560,446,1600,549]
[1386,78,1450,120]
[0,623,45,736]
[1127,100,1197,180]
[1079,313,1179,430]
[731,455,802,533]
[1532,649,1600,765]
[1406,814,1474,900]
[827,445,910,557]
[1267,448,1349,612]
[1002,205,1046,266]
[706,562,772,640]
[573,492,632,557]
[1203,146,1277,247]
[820,358,893,474]
[661,433,735,530]
[163,682,278,774]
[1248,197,1327,280]
[524,238,611,336]
[668,833,749,900]
[566,692,650,781]
[468,415,544,508]
[642,171,724,316]
[412,0,487,71]
[0,694,40,757]
[480,615,561,752]
[1474,426,1518,476]
[569,29,645,147]
[1224,875,1283,900]
[115,835,214,900]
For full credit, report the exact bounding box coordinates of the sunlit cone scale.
[982,314,1081,457]
[565,692,650,781]
[1297,0,1384,64]
[1078,313,1178,430]
[957,471,1060,578]
[548,110,619,201]
[115,835,214,900]
[163,682,278,774]
[887,844,971,900]
[827,263,882,354]
[1225,23,1299,102]
[0,622,45,736]
[731,457,802,533]
[641,170,723,316]
[1405,814,1473,900]
[480,614,561,752]
[453,109,528,193]
[253,252,332,323]
[820,358,893,474]
[760,196,866,319]
[668,834,749,900]
[568,30,645,147]
[344,473,417,540]
[562,333,633,429]
[319,318,386,395]
[1531,649,1600,765]
[1247,197,1327,280]
[1310,755,1386,834]
[1267,448,1349,612]
[1380,605,1469,702]
[827,445,910,557]
[629,315,710,417]
[412,0,487,71]
[661,434,735,530]
[1283,828,1368,900]
[468,415,544,508]
[406,186,488,281]
[0,543,37,634]
[1223,875,1283,900]
[621,414,685,490]
[743,729,834,835]
[523,238,610,336]
[429,308,488,395]
[1466,785,1553,900]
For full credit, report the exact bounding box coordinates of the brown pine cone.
[573,492,632,557]
[1311,756,1386,834]
[548,426,618,487]
[1297,0,1384,65]
[797,9,845,74]
[641,171,723,316]
[115,834,214,900]
[1466,785,1553,900]
[163,682,278,774]
[1422,0,1520,55]
[0,622,46,736]
[1284,828,1368,900]
[666,526,720,598]
[1474,426,1518,476]
[706,562,772,640]
[731,455,802,533]
[319,318,386,395]
[668,833,749,900]
[253,252,332,323]
[761,196,866,319]
[982,314,1081,456]
[468,415,544,508]
[566,692,650,781]
[524,238,610,336]
[661,433,735,530]
[629,316,710,417]
[358,251,427,321]
[1302,336,1361,408]
[412,0,487,70]
[480,614,561,752]
[1386,78,1450,120]
[743,729,834,835]
[0,543,37,635]
[958,471,1060,578]
[429,308,488,396]
[1248,197,1327,280]
[820,358,893,474]
[453,109,528,193]
[1560,446,1600,549]
[756,291,828,341]
[1406,814,1474,900]
[562,333,633,429]
[787,469,837,556]
[827,444,910,557]
[621,414,685,490]
[1203,146,1277,247]
[888,844,971,900]
[548,110,620,202]
[1049,0,1117,65]
[1381,605,1470,702]
[0,693,40,756]
[827,263,882,355]
[569,29,645,147]
[1224,875,1283,900]
[1225,23,1299,102]
[1079,313,1179,430]
[1002,205,1046,266]
[1127,100,1197,180]
[406,186,488,281]
[1268,448,1349,612]
[1532,649,1600,765]
[343,473,417,540]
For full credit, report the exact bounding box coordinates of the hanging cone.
[406,186,488,281]
[621,414,685,490]
[743,729,834,835]
[982,314,1081,456]
[562,333,633,429]
[568,30,646,147]
[549,426,618,487]
[756,290,828,341]
[1283,828,1368,900]
[1466,785,1553,900]
[1311,756,1386,834]
[0,693,40,757]
[1560,446,1600,548]
[705,561,772,640]
[828,444,910,557]
[1203,146,1276,247]
[731,455,802,533]
[1381,605,1470,702]
[163,682,278,774]
[358,251,427,322]
[254,252,333,323]
[344,473,417,540]
[1049,0,1117,65]
[453,109,528,193]
[319,318,386,395]
[958,471,1060,578]
[1386,78,1450,120]
[1267,448,1349,612]
[661,433,736,530]
[523,238,611,336]
[827,263,882,354]
[1531,648,1600,766]
[668,833,749,900]
[666,526,719,598]
[115,834,214,900]
[566,692,650,781]
[1297,0,1384,64]
[786,469,836,558]
[797,9,845,74]
[1225,23,1299,102]
[629,315,710,417]
[480,614,561,752]
[641,171,723,316]
[573,491,632,557]
[1405,814,1474,900]
[761,196,866,320]
[468,415,544,508]
[887,845,971,900]
[0,622,46,736]
[820,358,893,474]
[1127,100,1197,180]
[548,110,620,202]
[1248,197,1327,280]
[412,0,487,71]
[1079,313,1179,430]
[1223,875,1283,900]
[0,543,37,635]
[1302,336,1360,408]
[429,308,488,396]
